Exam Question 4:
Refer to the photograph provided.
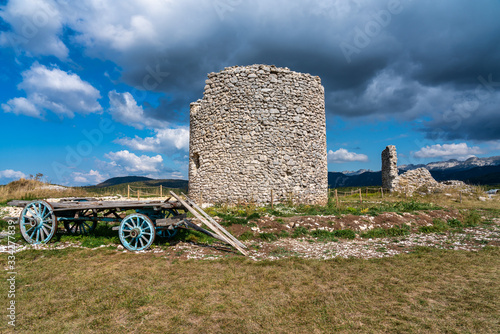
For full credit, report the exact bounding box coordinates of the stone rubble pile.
[382,146,467,196]
[392,167,467,195]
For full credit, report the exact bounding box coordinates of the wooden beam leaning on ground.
[181,192,247,250]
[169,191,248,256]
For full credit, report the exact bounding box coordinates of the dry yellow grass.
[0,178,88,203]
[336,185,500,213]
[0,247,498,333]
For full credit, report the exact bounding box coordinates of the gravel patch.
[2,222,498,261]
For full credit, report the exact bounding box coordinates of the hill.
[83,176,189,196]
[328,165,500,188]
[94,176,188,189]
[95,176,154,187]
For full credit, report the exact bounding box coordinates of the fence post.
[138,189,140,201]
[128,185,130,199]
[335,189,339,208]
[460,191,462,203]
[359,189,362,203]
[160,185,162,198]
[380,187,384,199]
[366,188,368,196]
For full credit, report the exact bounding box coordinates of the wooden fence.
[329,187,385,205]
[127,185,164,199]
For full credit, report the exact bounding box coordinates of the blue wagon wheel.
[64,220,97,235]
[19,200,57,244]
[156,209,178,239]
[156,228,177,239]
[118,214,155,251]
[65,209,98,235]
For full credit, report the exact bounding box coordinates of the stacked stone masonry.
[188,65,328,205]
[381,145,398,190]
[381,145,467,196]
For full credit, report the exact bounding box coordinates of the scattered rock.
[382,145,468,196]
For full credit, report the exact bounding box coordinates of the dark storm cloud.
[423,89,500,141]
[2,0,499,139]
[115,0,500,141]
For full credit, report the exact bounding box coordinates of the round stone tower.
[188,64,327,205]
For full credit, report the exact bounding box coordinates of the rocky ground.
[2,212,498,261]
[2,196,499,261]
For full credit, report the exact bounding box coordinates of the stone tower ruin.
[188,64,328,205]
[381,145,398,190]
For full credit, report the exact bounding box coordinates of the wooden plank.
[155,214,187,227]
[170,191,247,256]
[170,191,243,251]
[8,199,184,212]
[183,221,229,244]
[181,192,247,249]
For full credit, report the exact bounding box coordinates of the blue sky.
[1,0,499,185]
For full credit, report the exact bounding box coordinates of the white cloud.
[414,143,483,160]
[2,97,42,118]
[70,170,106,185]
[0,0,68,59]
[328,148,369,163]
[115,127,189,154]
[108,91,167,129]
[0,0,210,59]
[0,169,26,180]
[100,150,166,176]
[169,171,184,179]
[2,63,101,118]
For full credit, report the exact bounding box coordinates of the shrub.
[447,218,463,228]
[292,226,309,238]
[332,229,356,239]
[464,210,482,227]
[277,230,290,238]
[360,228,390,239]
[259,232,278,242]
[216,213,248,226]
[418,219,448,233]
[238,231,254,241]
[310,230,338,242]
[360,225,410,239]
[246,212,261,220]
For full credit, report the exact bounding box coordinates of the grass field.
[0,247,498,333]
[1,181,499,333]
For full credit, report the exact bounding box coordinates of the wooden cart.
[8,192,247,255]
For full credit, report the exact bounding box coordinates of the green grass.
[208,199,443,220]
[292,226,309,238]
[215,213,249,226]
[259,232,278,242]
[310,230,339,242]
[360,225,411,239]
[292,228,357,242]
[238,231,254,241]
[1,247,498,333]
[418,214,487,234]
[464,210,483,226]
[332,229,357,239]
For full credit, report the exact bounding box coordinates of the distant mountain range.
[91,156,500,190]
[399,156,500,172]
[330,156,500,188]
